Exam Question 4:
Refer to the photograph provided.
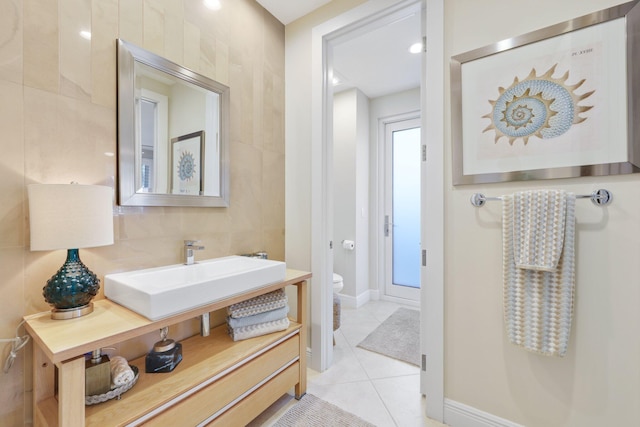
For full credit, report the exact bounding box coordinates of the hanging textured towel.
[502,190,576,357]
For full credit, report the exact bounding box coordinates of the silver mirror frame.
[117,39,230,206]
[450,0,640,185]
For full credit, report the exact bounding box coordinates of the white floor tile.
[254,299,448,427]
[339,314,383,347]
[357,299,408,322]
[307,381,396,427]
[353,346,420,379]
[373,374,425,427]
[306,343,369,385]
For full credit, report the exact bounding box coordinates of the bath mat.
[357,307,420,366]
[273,394,375,427]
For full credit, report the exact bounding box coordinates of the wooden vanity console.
[24,269,311,427]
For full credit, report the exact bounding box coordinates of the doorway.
[384,116,421,302]
[138,89,168,193]
[311,0,425,373]
[307,0,444,421]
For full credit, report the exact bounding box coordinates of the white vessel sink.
[104,256,286,320]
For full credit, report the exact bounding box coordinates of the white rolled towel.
[110,356,134,387]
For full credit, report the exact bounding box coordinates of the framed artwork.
[171,131,205,195]
[450,0,640,185]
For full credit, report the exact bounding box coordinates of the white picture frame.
[451,0,640,185]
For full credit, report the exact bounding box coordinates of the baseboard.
[380,294,420,307]
[444,399,524,427]
[337,290,372,308]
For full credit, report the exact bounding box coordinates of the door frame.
[421,0,444,420]
[311,0,444,421]
[311,0,423,372]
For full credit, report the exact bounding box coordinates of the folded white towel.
[227,289,288,318]
[227,305,290,329]
[512,190,567,272]
[228,317,290,341]
[110,356,134,387]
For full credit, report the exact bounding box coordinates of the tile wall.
[0,1,284,424]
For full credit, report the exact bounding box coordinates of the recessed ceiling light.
[409,42,422,54]
[80,30,91,40]
[203,0,221,10]
[332,70,347,87]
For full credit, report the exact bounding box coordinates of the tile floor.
[250,299,447,427]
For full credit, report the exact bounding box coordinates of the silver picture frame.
[451,0,640,185]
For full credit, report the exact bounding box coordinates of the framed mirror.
[117,39,230,207]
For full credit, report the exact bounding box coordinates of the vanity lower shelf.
[36,323,301,426]
[27,269,311,427]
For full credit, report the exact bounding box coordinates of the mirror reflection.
[117,39,230,207]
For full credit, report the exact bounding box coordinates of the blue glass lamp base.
[43,248,100,320]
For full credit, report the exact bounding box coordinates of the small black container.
[145,338,183,373]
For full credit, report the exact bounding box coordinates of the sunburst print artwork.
[482,64,594,145]
[177,151,197,181]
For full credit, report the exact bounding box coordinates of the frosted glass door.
[385,117,421,301]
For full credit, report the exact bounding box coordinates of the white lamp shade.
[28,184,114,251]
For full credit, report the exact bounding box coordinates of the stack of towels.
[227,288,290,341]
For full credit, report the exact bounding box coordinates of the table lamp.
[28,183,114,319]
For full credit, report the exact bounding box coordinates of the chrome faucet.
[184,240,205,265]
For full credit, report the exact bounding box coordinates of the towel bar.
[470,189,612,207]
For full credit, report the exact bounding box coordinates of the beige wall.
[284,0,366,273]
[284,0,367,367]
[0,0,284,425]
[285,0,639,425]
[445,0,640,425]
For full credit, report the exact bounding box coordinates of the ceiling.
[255,0,332,25]
[255,0,422,99]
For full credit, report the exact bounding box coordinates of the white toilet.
[332,273,344,294]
